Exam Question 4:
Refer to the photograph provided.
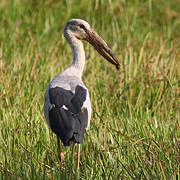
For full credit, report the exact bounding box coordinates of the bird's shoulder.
[49,74,86,92]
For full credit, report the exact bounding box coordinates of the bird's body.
[44,19,120,168]
[44,74,91,145]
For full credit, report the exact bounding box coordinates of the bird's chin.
[75,35,83,40]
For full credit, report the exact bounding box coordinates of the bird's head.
[64,19,90,40]
[64,19,120,70]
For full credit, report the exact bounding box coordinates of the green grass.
[0,0,180,179]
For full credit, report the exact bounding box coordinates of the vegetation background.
[0,0,179,179]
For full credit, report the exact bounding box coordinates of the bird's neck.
[67,36,85,78]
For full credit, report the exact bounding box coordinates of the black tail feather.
[49,107,88,146]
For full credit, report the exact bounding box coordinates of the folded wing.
[48,85,88,146]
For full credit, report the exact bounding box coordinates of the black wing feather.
[71,86,87,113]
[48,85,88,146]
[49,87,73,108]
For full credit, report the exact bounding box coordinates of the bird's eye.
[79,24,86,31]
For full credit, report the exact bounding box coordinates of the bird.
[44,18,120,169]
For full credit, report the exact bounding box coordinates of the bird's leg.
[56,135,63,161]
[77,143,81,169]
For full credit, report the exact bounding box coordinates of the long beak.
[86,29,120,70]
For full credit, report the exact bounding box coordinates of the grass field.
[0,0,180,179]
